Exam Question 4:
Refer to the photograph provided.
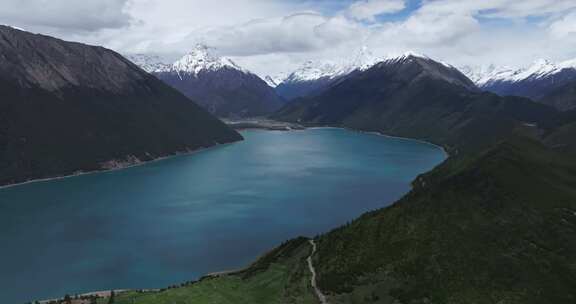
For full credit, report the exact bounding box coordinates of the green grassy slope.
[313,137,576,304]
[97,237,317,304]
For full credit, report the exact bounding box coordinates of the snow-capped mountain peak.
[285,60,341,82]
[264,74,288,87]
[383,50,428,61]
[283,46,382,84]
[558,57,576,70]
[460,64,518,86]
[517,59,558,80]
[167,44,244,75]
[346,46,380,71]
[125,54,169,73]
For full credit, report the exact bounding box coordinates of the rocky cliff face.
[0,25,242,186]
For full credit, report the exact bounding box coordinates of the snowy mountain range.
[274,47,383,100]
[127,45,283,118]
[127,45,576,112]
[462,59,576,87]
[164,45,248,76]
[127,45,247,76]
[461,58,576,110]
[274,49,449,100]
[285,47,380,83]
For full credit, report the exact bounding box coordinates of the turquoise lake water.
[0,128,446,303]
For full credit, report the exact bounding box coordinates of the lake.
[0,128,446,303]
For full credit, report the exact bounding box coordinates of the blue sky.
[301,0,422,22]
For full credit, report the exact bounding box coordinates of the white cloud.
[184,13,365,56]
[479,0,576,19]
[549,12,576,38]
[0,0,132,31]
[392,9,479,45]
[407,0,576,20]
[360,0,576,69]
[346,0,405,21]
[4,0,576,77]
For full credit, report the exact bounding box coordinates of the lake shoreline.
[0,141,237,191]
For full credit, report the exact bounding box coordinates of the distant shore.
[224,119,306,131]
[38,289,129,304]
[225,118,449,157]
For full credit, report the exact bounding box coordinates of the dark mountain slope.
[314,137,576,304]
[147,45,284,118]
[0,25,242,186]
[542,110,576,153]
[483,68,576,104]
[540,80,576,111]
[154,67,283,118]
[275,76,337,101]
[273,55,556,152]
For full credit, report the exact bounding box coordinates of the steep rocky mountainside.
[0,25,242,186]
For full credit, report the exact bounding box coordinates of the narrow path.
[307,239,329,304]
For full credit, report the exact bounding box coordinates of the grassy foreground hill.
[91,238,317,304]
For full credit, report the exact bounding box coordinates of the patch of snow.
[264,74,287,87]
[125,54,169,73]
[383,50,429,62]
[1,24,25,31]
